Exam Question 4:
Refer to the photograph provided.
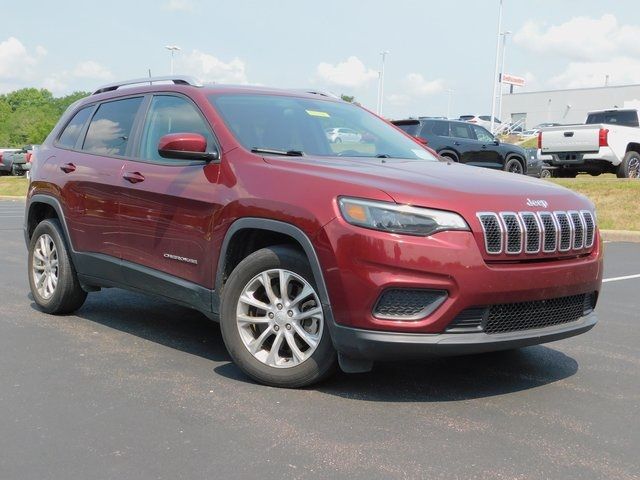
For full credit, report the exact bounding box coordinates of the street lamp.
[165,45,181,75]
[377,50,390,116]
[497,30,512,127]
[489,0,503,133]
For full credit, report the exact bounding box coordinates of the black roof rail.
[92,75,203,95]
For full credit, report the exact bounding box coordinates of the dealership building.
[501,83,640,129]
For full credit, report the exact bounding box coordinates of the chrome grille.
[582,210,595,247]
[477,210,595,256]
[478,213,503,254]
[554,212,572,252]
[570,211,584,249]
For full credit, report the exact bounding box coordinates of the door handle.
[122,171,145,184]
[453,141,461,146]
[60,163,76,173]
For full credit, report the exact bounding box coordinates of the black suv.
[392,118,527,174]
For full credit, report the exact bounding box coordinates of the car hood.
[263,155,593,214]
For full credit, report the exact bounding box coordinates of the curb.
[601,230,640,243]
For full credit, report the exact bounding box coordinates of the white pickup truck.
[538,108,640,178]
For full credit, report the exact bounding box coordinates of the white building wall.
[501,84,640,129]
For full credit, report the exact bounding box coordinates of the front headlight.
[338,197,469,236]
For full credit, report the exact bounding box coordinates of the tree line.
[0,88,90,147]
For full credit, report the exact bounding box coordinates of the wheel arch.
[215,218,332,311]
[25,195,74,250]
[505,153,526,172]
[625,143,640,155]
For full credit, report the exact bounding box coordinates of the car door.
[56,96,144,259]
[470,125,503,168]
[119,93,223,291]
[448,122,478,164]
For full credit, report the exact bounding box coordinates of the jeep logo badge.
[526,198,548,208]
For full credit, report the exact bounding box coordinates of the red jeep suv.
[25,76,602,387]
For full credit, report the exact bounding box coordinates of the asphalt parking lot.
[0,198,639,480]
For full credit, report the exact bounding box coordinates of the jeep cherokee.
[25,76,602,387]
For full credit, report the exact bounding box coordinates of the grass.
[1,167,637,231]
[0,176,28,197]
[550,174,640,231]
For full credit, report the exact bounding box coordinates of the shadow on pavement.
[32,287,579,401]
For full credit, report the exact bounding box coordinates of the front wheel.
[617,151,640,178]
[220,246,337,388]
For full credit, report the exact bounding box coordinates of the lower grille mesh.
[447,293,595,334]
[373,289,447,319]
[484,294,588,334]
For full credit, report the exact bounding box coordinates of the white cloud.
[179,50,248,84]
[72,60,113,80]
[550,57,640,89]
[316,56,378,88]
[35,45,47,57]
[404,73,444,96]
[162,0,194,12]
[0,37,40,80]
[514,14,640,61]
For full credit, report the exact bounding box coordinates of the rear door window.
[58,106,93,149]
[450,123,473,139]
[82,97,143,156]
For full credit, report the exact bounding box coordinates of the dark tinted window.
[58,107,92,149]
[139,95,215,161]
[424,120,449,137]
[586,110,639,127]
[450,123,473,139]
[392,120,420,136]
[471,125,494,142]
[82,97,143,156]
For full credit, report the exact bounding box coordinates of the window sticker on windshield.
[305,110,330,118]
[412,149,433,160]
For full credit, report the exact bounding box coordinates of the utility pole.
[377,50,390,116]
[165,45,181,74]
[489,0,503,133]
[497,31,512,127]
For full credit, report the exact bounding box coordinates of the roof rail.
[92,75,203,95]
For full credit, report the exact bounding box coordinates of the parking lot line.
[603,274,640,283]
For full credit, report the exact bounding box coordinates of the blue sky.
[2,0,640,119]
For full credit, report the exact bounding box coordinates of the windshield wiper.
[251,148,304,156]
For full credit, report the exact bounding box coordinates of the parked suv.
[25,77,602,387]
[393,118,528,174]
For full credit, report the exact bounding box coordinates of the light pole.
[165,45,181,75]
[377,50,390,116]
[497,30,512,128]
[489,0,503,133]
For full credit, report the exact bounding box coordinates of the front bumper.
[332,312,597,360]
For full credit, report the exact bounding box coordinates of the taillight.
[414,136,429,145]
[599,128,609,147]
[537,131,542,149]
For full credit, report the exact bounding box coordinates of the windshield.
[209,94,438,161]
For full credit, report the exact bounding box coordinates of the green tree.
[0,88,90,146]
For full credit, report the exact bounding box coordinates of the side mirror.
[158,133,219,161]
[493,139,500,145]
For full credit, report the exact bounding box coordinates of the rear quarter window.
[57,106,93,149]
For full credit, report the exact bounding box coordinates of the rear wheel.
[220,246,337,388]
[617,151,640,178]
[11,165,20,176]
[504,157,524,174]
[540,169,551,179]
[28,219,87,314]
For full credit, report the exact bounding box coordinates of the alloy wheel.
[236,269,323,368]
[32,233,59,299]
[629,157,639,178]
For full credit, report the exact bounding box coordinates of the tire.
[440,153,458,162]
[28,219,87,314]
[335,137,342,143]
[504,157,524,174]
[540,169,551,179]
[220,245,338,388]
[616,151,640,178]
[11,165,20,176]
